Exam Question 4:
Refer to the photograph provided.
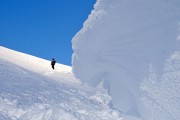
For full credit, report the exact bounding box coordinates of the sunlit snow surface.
[0,46,122,120]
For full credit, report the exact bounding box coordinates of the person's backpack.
[51,60,56,65]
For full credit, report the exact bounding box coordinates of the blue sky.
[0,0,95,66]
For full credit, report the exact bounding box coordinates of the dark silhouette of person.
[51,58,56,70]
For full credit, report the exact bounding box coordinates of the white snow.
[1,0,180,120]
[0,46,122,120]
[72,0,180,120]
[0,46,78,83]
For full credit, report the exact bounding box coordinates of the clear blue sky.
[0,0,96,66]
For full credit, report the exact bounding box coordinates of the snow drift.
[72,0,180,119]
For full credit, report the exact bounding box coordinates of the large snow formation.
[72,0,180,119]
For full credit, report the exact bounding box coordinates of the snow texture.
[72,0,180,119]
[0,46,122,120]
[141,52,180,120]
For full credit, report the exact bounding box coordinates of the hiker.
[51,58,56,70]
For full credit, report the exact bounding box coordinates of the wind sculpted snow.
[141,52,180,120]
[0,46,122,120]
[72,0,180,119]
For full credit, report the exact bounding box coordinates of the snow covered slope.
[0,46,122,120]
[0,46,77,83]
[72,0,180,119]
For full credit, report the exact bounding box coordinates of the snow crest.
[72,0,180,119]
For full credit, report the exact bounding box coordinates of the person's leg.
[52,65,54,70]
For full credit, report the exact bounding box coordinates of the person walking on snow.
[51,58,56,70]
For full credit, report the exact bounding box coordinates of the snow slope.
[72,0,180,119]
[0,46,77,83]
[0,46,122,120]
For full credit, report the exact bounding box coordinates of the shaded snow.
[72,0,180,119]
[141,52,180,120]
